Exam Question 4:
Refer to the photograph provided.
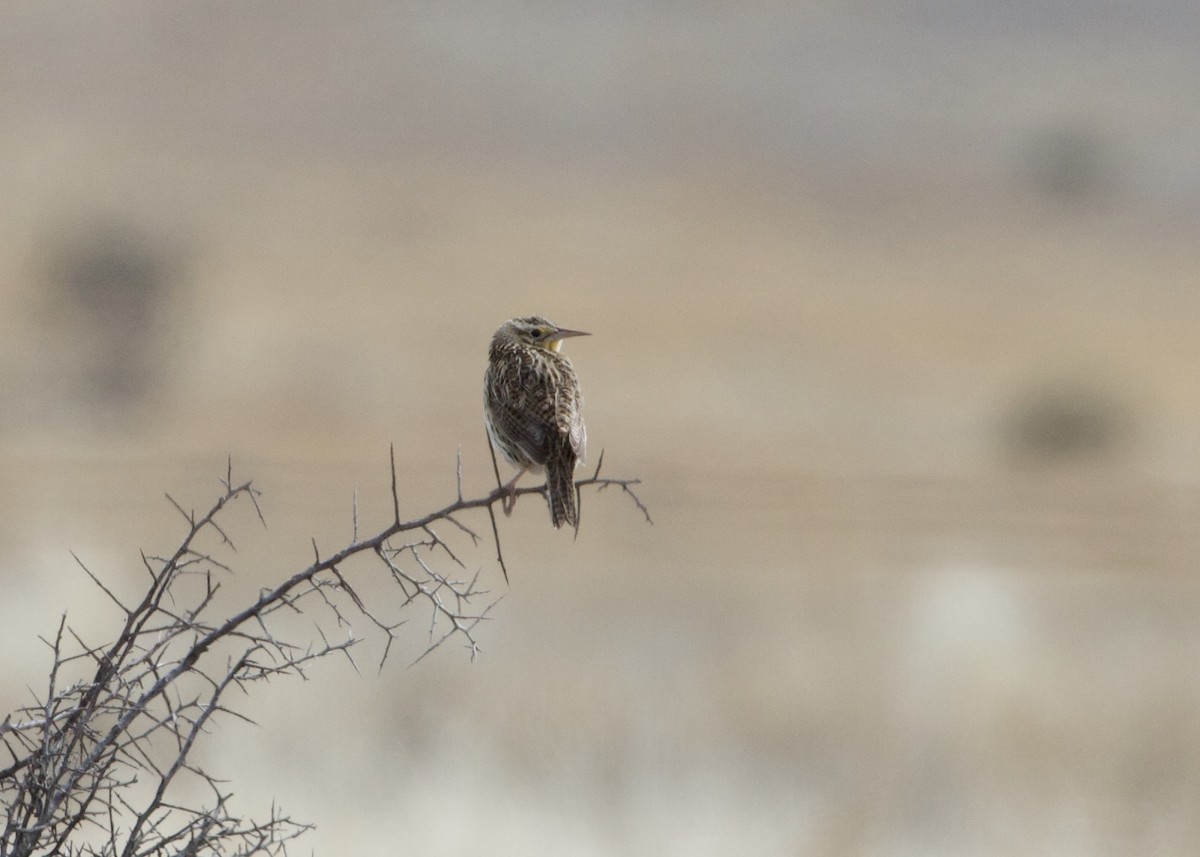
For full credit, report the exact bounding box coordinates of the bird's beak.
[551,327,590,341]
[547,326,590,352]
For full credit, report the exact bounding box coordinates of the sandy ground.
[2,4,1200,855]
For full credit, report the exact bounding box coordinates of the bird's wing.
[553,370,586,464]
[491,394,551,465]
[570,410,586,464]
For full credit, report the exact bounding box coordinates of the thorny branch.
[0,450,649,857]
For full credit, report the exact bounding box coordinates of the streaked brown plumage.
[484,316,588,530]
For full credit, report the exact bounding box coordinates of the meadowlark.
[484,316,589,530]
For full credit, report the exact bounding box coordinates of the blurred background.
[3,1,1200,854]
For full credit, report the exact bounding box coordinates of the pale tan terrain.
[2,4,1200,855]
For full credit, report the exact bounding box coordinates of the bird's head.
[496,316,590,353]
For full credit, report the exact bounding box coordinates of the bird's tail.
[547,450,579,531]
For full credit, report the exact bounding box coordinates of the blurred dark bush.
[1024,121,1115,205]
[999,379,1134,465]
[38,215,186,411]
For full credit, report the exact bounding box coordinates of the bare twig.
[0,447,649,856]
[484,427,511,584]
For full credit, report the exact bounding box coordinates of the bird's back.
[485,337,585,467]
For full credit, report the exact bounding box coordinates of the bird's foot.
[499,467,527,517]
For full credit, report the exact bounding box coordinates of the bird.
[484,316,589,530]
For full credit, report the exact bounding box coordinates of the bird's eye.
[530,328,544,338]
